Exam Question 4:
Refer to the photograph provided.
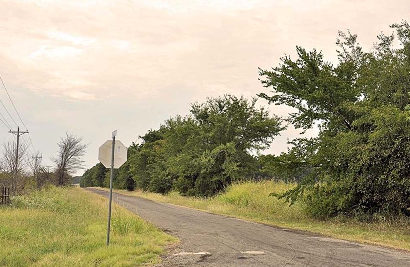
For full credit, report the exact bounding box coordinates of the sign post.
[106,130,116,246]
[98,130,127,246]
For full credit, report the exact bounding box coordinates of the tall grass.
[0,186,176,267]
[109,181,410,251]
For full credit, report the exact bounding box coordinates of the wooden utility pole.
[9,126,28,192]
[32,154,42,186]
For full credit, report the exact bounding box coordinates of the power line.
[0,97,17,127]
[27,135,36,152]
[0,114,10,129]
[0,110,11,129]
[22,134,36,156]
[0,74,37,154]
[0,75,27,130]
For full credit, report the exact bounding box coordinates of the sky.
[0,0,409,174]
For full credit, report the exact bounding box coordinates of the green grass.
[0,186,177,267]
[103,181,410,251]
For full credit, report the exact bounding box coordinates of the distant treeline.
[82,22,410,218]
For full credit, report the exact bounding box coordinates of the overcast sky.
[1,0,409,174]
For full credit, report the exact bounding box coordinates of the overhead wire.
[0,97,18,127]
[25,134,36,154]
[0,75,28,130]
[0,74,37,154]
[0,110,11,129]
[0,114,10,129]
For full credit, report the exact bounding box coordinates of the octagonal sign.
[98,140,127,169]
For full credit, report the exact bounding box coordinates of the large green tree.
[259,21,410,217]
[129,95,284,196]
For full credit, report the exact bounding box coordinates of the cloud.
[0,0,409,171]
[29,45,83,59]
[47,31,95,46]
[3,0,409,101]
[63,90,96,101]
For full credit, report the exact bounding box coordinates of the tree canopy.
[82,95,283,197]
[259,21,410,217]
[129,95,283,196]
[54,133,87,186]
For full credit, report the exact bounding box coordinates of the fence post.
[1,186,11,205]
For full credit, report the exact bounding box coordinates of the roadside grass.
[100,181,410,251]
[0,186,177,267]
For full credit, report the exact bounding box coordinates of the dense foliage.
[80,163,106,187]
[80,150,136,191]
[131,95,283,196]
[82,95,283,196]
[259,22,410,217]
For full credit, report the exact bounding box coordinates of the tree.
[81,144,138,190]
[28,151,44,188]
[1,140,28,190]
[54,133,87,186]
[259,21,410,217]
[33,166,55,188]
[1,140,28,174]
[81,95,284,196]
[128,95,284,196]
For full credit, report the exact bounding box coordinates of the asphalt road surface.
[86,188,410,267]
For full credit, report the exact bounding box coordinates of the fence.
[1,186,10,205]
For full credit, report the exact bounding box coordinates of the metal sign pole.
[106,130,117,246]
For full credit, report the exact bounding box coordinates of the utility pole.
[32,154,42,172]
[32,154,42,186]
[9,126,29,191]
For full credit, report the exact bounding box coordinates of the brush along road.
[86,188,410,266]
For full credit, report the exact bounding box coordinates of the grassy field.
[0,186,177,267]
[103,181,410,251]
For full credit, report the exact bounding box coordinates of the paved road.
[86,188,410,266]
